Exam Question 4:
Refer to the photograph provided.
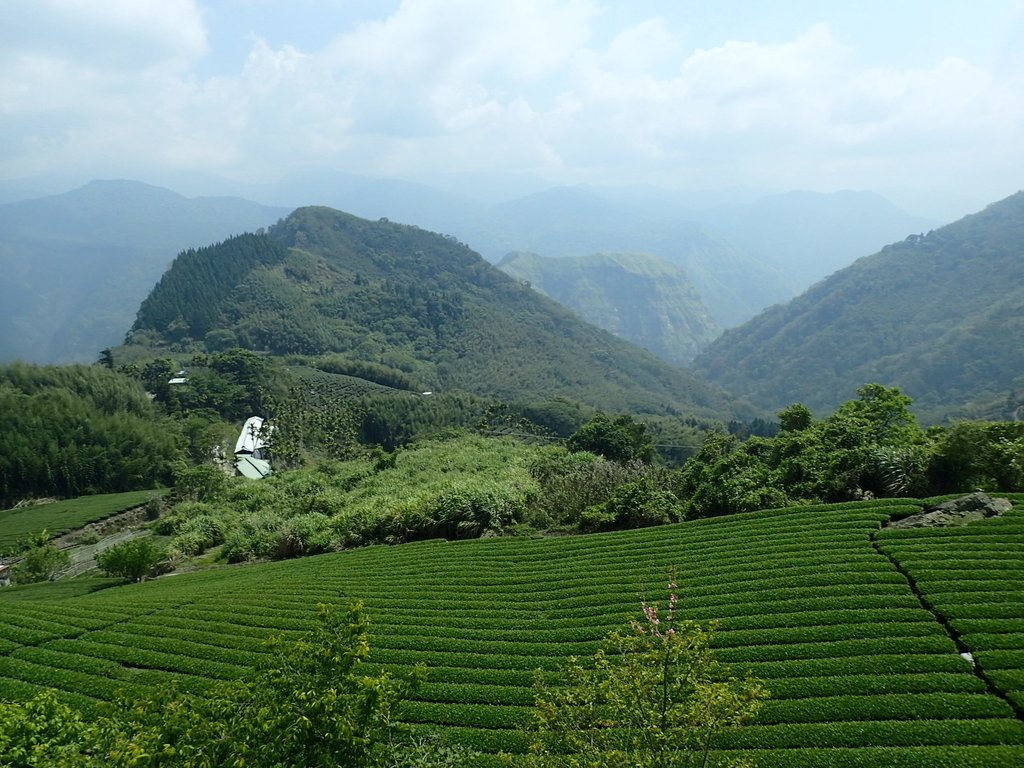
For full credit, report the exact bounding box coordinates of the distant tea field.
[0,490,161,553]
[2,496,1023,766]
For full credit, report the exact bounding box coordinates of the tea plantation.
[2,497,1023,766]
[0,490,161,554]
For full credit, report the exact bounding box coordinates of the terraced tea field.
[877,498,1024,718]
[0,490,161,553]
[2,497,1024,766]
[286,365,408,400]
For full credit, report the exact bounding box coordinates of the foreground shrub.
[0,602,462,767]
[96,537,165,582]
[525,575,767,767]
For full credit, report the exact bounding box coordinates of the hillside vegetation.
[498,251,720,365]
[0,491,160,555]
[693,191,1024,420]
[133,384,1024,571]
[2,497,1023,766]
[0,364,181,508]
[127,206,744,420]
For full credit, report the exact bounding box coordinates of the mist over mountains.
[498,251,719,366]
[0,174,940,370]
[0,181,285,363]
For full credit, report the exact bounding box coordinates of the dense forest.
[0,364,181,505]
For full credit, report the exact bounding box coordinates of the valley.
[4,4,1021,765]
[1,183,1022,767]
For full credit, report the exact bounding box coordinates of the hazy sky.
[2,0,1023,207]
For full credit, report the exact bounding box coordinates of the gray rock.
[888,492,1012,529]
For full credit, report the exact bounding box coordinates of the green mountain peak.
[129,206,748,420]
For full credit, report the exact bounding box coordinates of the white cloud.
[326,0,596,82]
[0,0,207,70]
[545,21,1024,191]
[0,0,1021,200]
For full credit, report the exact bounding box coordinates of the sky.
[2,0,1023,212]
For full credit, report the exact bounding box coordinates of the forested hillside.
[127,206,747,420]
[498,251,720,365]
[693,191,1024,420]
[0,364,181,506]
[0,181,286,364]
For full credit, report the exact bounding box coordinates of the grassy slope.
[2,499,1024,766]
[0,491,161,553]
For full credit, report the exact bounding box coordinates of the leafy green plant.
[529,448,653,527]
[0,689,94,767]
[173,462,228,503]
[0,602,446,767]
[580,478,684,532]
[525,575,767,767]
[11,531,70,584]
[567,412,656,464]
[95,538,166,582]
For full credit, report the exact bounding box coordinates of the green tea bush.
[2,502,1020,763]
[715,719,1024,749]
[756,692,1010,724]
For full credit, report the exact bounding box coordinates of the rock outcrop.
[887,492,1012,529]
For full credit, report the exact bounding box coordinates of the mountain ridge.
[128,205,750,420]
[692,190,1024,420]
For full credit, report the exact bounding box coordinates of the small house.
[234,416,273,480]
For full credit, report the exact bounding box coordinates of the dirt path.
[62,529,149,578]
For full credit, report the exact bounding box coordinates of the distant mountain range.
[693,190,1024,421]
[8,171,928,330]
[0,181,286,363]
[127,206,746,419]
[263,176,938,328]
[696,189,938,288]
[0,175,941,383]
[498,251,719,366]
